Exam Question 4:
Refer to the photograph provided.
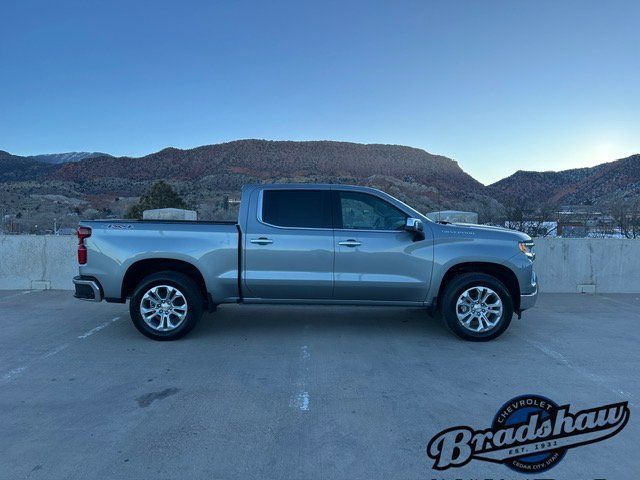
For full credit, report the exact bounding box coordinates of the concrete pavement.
[0,290,638,479]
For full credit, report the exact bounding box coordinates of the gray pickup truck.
[73,183,537,341]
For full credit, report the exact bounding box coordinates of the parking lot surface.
[1,290,638,479]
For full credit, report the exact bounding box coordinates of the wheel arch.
[121,258,209,307]
[436,262,521,311]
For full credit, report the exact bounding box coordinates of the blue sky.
[1,0,638,184]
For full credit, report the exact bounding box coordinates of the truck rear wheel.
[129,271,204,340]
[440,273,513,341]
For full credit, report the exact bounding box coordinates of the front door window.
[337,191,406,231]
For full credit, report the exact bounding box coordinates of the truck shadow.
[195,304,451,339]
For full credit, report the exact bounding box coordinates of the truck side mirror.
[404,217,425,241]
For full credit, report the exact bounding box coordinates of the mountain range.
[28,151,110,165]
[1,140,639,231]
[488,154,640,207]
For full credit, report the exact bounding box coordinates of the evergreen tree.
[125,181,188,219]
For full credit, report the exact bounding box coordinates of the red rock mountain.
[52,139,483,195]
[488,154,640,207]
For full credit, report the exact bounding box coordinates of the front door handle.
[250,237,273,245]
[338,239,361,247]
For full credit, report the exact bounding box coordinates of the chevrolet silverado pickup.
[73,184,537,341]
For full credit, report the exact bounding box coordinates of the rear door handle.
[250,237,273,245]
[338,240,361,247]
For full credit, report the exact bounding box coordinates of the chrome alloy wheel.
[455,286,503,333]
[140,285,188,332]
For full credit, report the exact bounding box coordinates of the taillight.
[77,226,91,265]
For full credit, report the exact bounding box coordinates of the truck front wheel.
[440,273,513,341]
[129,271,204,340]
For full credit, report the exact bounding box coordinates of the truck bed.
[79,219,240,303]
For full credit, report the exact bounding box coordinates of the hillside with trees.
[0,140,502,232]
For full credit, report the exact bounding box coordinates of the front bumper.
[73,276,103,302]
[520,286,538,311]
[519,285,538,311]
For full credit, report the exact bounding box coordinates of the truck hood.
[432,222,532,242]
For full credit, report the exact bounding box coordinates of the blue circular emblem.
[491,394,567,473]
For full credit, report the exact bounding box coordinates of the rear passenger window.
[262,190,332,228]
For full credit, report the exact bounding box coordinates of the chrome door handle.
[250,237,273,245]
[338,240,361,247]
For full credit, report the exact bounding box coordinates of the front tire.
[440,273,513,341]
[129,271,204,341]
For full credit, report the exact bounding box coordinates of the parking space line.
[42,343,70,359]
[78,316,121,339]
[598,295,640,314]
[1,316,121,384]
[289,344,311,411]
[3,365,28,382]
[519,336,636,406]
[2,343,69,383]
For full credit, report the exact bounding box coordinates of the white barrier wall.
[533,237,640,293]
[0,235,77,290]
[0,235,639,293]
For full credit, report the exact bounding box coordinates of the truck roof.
[242,183,380,191]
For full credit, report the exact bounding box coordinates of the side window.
[337,191,407,230]
[262,190,332,228]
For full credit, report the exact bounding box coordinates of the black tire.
[129,271,204,341]
[439,273,513,341]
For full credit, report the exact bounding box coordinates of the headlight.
[518,241,535,260]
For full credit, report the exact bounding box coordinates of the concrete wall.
[0,235,77,290]
[0,235,639,293]
[533,237,640,293]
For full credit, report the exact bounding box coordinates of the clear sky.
[1,0,638,184]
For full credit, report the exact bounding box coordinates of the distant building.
[426,210,478,224]
[556,205,613,237]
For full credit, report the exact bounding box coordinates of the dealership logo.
[427,394,629,473]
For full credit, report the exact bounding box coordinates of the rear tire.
[129,271,204,341]
[440,273,513,341]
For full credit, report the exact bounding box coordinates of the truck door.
[243,188,334,300]
[332,190,433,303]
